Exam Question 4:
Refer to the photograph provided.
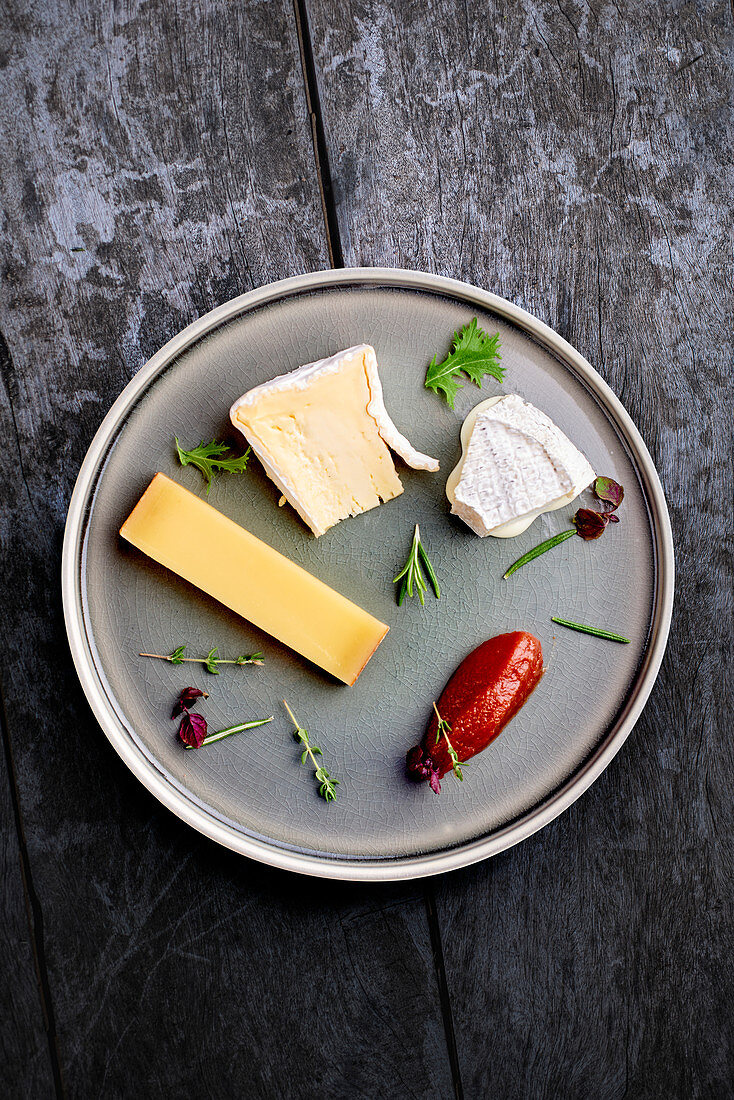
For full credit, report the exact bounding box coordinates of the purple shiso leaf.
[171,686,207,718]
[593,476,624,510]
[572,508,610,541]
[406,745,442,794]
[178,710,208,748]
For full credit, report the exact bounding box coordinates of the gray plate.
[62,269,674,880]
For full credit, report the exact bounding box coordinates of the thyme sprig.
[394,524,441,606]
[140,645,264,673]
[283,700,339,802]
[433,703,466,782]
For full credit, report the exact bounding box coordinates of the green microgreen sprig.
[175,437,251,492]
[283,700,339,802]
[424,318,504,407]
[140,645,264,673]
[393,524,441,606]
[433,703,466,782]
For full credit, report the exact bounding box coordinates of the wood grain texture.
[305,0,733,1096]
[0,2,455,1096]
[0,696,56,1099]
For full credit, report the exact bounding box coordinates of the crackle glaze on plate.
[62,269,673,880]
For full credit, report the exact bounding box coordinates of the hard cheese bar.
[120,474,388,684]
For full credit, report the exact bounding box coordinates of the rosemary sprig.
[503,529,576,579]
[183,716,274,749]
[140,645,264,673]
[551,617,630,644]
[393,524,441,606]
[433,702,466,781]
[283,700,339,802]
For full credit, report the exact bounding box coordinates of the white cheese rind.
[360,346,439,472]
[230,345,438,536]
[446,394,595,537]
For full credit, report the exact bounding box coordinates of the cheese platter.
[62,268,673,879]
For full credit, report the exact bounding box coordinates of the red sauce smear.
[407,631,544,793]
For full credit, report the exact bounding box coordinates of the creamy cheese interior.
[446,394,595,538]
[231,346,438,537]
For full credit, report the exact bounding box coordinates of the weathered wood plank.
[0,1,455,1095]
[0,704,56,1099]
[306,0,733,1095]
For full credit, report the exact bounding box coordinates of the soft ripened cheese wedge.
[120,474,388,685]
[230,345,439,537]
[446,395,595,537]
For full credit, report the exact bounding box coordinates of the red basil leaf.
[573,508,610,540]
[608,513,620,523]
[406,745,442,794]
[178,711,207,748]
[593,476,624,510]
[171,686,207,718]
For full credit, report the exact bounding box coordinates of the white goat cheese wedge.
[231,344,439,537]
[446,394,595,537]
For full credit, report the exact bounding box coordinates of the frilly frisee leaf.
[175,437,251,492]
[424,318,504,407]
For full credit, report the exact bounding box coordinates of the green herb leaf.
[175,437,251,492]
[433,703,466,782]
[236,652,264,666]
[184,716,274,749]
[283,700,339,803]
[394,525,440,606]
[140,647,264,669]
[424,318,504,407]
[551,617,630,643]
[204,647,220,674]
[503,529,576,579]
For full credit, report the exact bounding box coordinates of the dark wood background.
[0,1,731,1097]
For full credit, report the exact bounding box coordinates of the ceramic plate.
[62,269,673,880]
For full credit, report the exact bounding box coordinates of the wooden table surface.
[1,1,731,1097]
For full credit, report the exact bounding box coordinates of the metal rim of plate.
[62,268,675,881]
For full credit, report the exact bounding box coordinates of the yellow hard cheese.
[120,474,388,685]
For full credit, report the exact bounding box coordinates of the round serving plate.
[62,269,674,880]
